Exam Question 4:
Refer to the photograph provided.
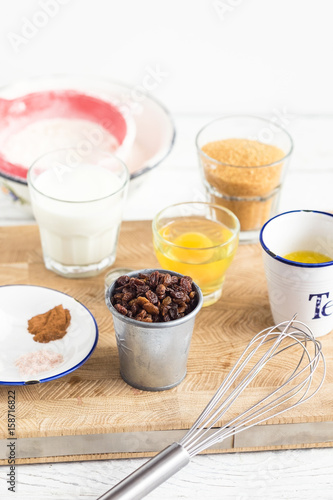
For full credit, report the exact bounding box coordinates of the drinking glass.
[196,115,293,243]
[28,148,129,278]
[153,202,240,306]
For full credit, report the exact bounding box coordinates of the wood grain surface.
[0,221,332,465]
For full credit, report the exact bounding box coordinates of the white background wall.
[1,0,333,116]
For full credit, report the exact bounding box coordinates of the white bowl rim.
[0,74,176,184]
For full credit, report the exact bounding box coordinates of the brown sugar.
[202,138,284,168]
[200,139,286,231]
[28,304,71,343]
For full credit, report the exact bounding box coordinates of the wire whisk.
[97,317,326,500]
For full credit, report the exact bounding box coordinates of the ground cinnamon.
[28,304,71,343]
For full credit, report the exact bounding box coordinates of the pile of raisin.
[111,271,198,323]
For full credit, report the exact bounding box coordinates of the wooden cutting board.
[0,221,332,465]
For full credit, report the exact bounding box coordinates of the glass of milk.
[28,148,129,278]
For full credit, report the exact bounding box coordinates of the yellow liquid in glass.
[153,217,238,299]
[283,250,332,264]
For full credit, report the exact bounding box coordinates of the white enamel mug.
[260,210,333,337]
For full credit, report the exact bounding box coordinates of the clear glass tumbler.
[152,202,240,306]
[28,148,129,278]
[196,115,293,243]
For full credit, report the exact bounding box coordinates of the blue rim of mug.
[259,209,333,268]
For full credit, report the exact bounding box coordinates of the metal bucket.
[105,269,203,391]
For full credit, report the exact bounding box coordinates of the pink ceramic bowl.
[0,76,175,209]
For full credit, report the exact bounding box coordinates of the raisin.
[137,296,150,306]
[136,284,150,295]
[162,296,172,306]
[156,284,166,296]
[180,277,193,293]
[115,303,128,316]
[163,273,172,285]
[190,298,197,309]
[135,310,147,320]
[146,289,158,304]
[131,303,139,315]
[123,291,135,302]
[143,302,160,315]
[177,302,187,314]
[149,271,160,288]
[138,273,149,280]
[111,271,198,323]
[130,277,145,287]
[170,290,186,301]
[116,275,130,286]
[169,307,179,320]
[160,305,170,317]
[141,316,153,323]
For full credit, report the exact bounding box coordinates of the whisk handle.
[97,442,190,500]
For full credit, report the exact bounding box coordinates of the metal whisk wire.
[180,317,325,456]
[97,318,325,500]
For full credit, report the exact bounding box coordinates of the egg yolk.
[171,232,214,264]
[283,250,332,264]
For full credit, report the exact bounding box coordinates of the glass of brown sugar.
[196,115,293,243]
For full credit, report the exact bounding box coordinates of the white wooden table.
[0,115,333,499]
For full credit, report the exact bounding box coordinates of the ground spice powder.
[28,304,71,343]
[201,138,286,231]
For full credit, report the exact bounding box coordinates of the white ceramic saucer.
[0,284,98,385]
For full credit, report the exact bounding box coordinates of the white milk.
[31,164,126,267]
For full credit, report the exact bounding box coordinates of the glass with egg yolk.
[152,202,240,306]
